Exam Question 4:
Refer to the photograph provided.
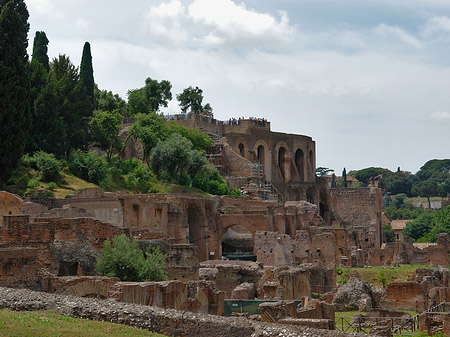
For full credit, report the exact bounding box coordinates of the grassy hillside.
[0,309,166,337]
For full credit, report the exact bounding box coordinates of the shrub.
[47,182,58,190]
[25,151,62,182]
[27,178,40,188]
[69,150,109,185]
[229,187,241,197]
[95,234,167,282]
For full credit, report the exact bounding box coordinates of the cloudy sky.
[26,0,450,174]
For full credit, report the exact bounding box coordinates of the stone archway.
[188,204,208,261]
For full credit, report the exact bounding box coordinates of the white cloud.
[422,16,450,36]
[187,0,295,47]
[431,111,450,120]
[27,0,63,18]
[143,0,188,45]
[375,24,422,48]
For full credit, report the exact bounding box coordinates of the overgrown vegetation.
[95,234,168,282]
[336,265,434,289]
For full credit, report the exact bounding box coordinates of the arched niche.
[238,143,245,157]
[295,149,305,182]
[188,204,208,261]
[278,147,287,180]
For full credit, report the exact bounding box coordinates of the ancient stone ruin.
[1,115,450,336]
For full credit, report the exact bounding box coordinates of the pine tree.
[0,0,30,184]
[80,41,94,109]
[31,31,49,70]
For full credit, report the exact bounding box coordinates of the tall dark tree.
[342,168,347,188]
[0,0,30,184]
[80,41,94,109]
[31,31,49,70]
[51,54,90,155]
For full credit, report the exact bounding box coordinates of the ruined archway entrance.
[306,187,316,205]
[188,204,207,261]
[221,225,255,261]
[295,149,304,182]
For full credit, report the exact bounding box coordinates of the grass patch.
[0,309,166,337]
[337,264,435,288]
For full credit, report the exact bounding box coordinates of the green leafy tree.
[127,78,172,115]
[128,112,168,162]
[89,109,123,160]
[94,86,126,115]
[0,0,30,185]
[95,234,167,282]
[403,212,436,241]
[411,180,437,209]
[349,167,388,186]
[80,41,94,107]
[150,133,207,185]
[167,122,213,151]
[127,87,146,115]
[31,31,49,70]
[427,205,450,242]
[383,223,395,243]
[144,77,172,112]
[177,86,213,115]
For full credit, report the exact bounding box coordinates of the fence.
[336,315,419,335]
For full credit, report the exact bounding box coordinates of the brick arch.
[274,141,291,182]
[293,147,306,182]
[234,136,249,159]
[253,139,271,178]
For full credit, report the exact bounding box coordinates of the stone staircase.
[199,127,224,174]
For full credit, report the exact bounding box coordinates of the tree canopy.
[0,0,30,184]
[177,86,213,115]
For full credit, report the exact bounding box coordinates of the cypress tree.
[80,41,94,109]
[343,168,347,188]
[0,0,30,184]
[31,31,49,70]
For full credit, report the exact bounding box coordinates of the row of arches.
[250,143,313,183]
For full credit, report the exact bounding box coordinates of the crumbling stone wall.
[0,247,39,289]
[0,287,366,337]
[0,191,22,226]
[0,215,127,275]
[330,187,382,249]
[380,282,428,312]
